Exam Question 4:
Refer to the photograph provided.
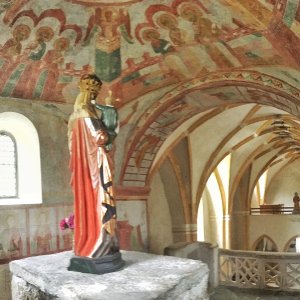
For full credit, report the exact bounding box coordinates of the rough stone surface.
[10,251,209,300]
[12,276,56,300]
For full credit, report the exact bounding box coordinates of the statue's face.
[89,90,98,101]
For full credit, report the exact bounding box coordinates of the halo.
[36,26,55,42]
[142,28,160,42]
[156,13,178,29]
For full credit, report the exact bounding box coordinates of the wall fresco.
[0,200,148,267]
[0,209,26,262]
[116,200,148,251]
[0,201,149,300]
[57,205,74,250]
[0,0,299,104]
[29,207,56,255]
[0,204,73,300]
[0,1,94,102]
[120,0,300,101]
[0,203,73,266]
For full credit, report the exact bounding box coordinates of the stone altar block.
[10,251,209,300]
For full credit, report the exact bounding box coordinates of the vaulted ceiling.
[1,0,300,205]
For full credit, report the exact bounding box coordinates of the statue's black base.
[68,251,125,275]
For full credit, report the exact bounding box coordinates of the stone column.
[172,224,198,243]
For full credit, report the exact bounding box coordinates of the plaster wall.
[0,98,72,204]
[202,189,212,244]
[265,160,300,207]
[0,264,10,300]
[248,149,278,202]
[159,159,185,228]
[229,164,251,250]
[148,171,173,255]
[249,215,300,251]
[229,134,266,197]
[189,106,251,201]
[201,188,222,247]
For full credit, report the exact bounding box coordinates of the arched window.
[0,112,42,205]
[0,131,17,198]
[253,235,278,252]
[284,236,300,253]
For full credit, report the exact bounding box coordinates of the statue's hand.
[91,99,96,105]
[105,144,113,152]
[96,130,108,146]
[108,90,120,102]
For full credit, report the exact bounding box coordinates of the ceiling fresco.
[1,0,300,207]
[0,0,299,105]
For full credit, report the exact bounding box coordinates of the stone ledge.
[10,251,209,300]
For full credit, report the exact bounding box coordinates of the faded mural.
[117,200,148,251]
[0,204,73,265]
[0,0,299,104]
[0,203,72,300]
[0,210,26,262]
[0,202,146,266]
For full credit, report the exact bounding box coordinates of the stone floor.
[209,286,300,300]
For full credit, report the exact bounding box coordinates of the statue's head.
[73,74,102,117]
[79,74,102,100]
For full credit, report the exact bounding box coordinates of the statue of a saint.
[293,192,300,214]
[67,74,124,274]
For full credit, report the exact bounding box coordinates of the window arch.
[252,235,278,252]
[284,236,300,253]
[0,112,42,205]
[0,131,17,198]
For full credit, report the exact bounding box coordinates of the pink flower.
[59,213,74,231]
[60,218,68,230]
[67,214,74,229]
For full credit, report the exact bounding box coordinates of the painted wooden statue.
[67,73,124,274]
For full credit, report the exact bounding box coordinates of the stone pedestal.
[10,250,209,300]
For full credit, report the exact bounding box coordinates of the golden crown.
[79,74,102,93]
